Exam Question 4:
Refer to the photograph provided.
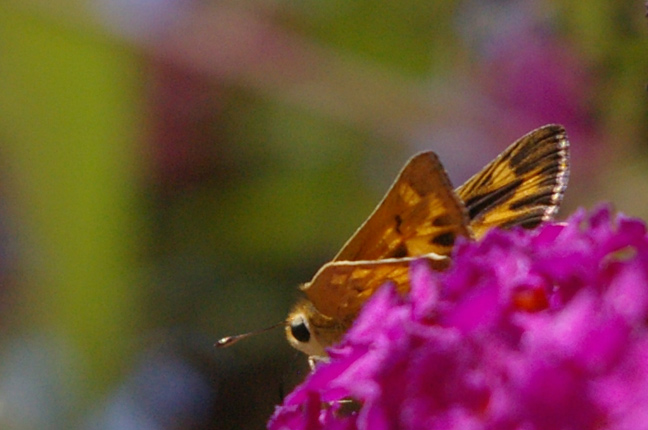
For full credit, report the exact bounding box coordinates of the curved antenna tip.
[215,322,284,348]
[215,335,244,348]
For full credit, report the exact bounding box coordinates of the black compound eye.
[290,318,311,343]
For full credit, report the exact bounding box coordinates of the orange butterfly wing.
[304,152,471,320]
[302,255,449,322]
[333,152,471,261]
[456,124,569,239]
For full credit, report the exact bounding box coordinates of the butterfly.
[284,124,569,358]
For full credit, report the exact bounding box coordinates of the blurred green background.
[0,0,646,429]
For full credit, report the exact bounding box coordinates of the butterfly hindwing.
[303,255,450,322]
[455,124,569,239]
[333,152,472,262]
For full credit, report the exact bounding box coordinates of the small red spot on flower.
[512,287,549,312]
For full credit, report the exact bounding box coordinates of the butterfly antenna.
[215,322,284,348]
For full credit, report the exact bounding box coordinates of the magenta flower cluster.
[269,207,648,430]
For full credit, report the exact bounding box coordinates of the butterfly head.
[286,299,345,358]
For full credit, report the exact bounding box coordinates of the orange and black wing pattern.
[304,152,470,320]
[456,124,569,239]
[333,152,472,261]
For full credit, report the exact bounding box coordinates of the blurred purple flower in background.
[429,0,599,186]
[269,206,648,430]
[457,0,596,136]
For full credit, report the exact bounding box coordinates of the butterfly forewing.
[455,124,569,239]
[333,152,472,262]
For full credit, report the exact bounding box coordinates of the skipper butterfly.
[285,124,569,358]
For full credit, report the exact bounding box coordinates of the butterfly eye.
[290,317,311,343]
